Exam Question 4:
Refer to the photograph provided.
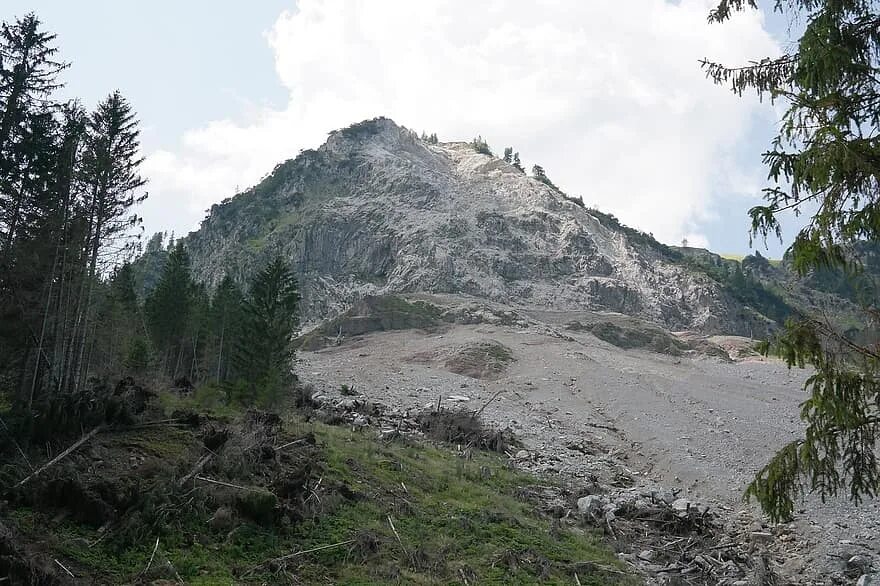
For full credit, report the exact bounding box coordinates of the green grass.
[295,295,445,350]
[156,384,240,419]
[4,412,633,585]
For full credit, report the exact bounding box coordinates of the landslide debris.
[0,384,632,585]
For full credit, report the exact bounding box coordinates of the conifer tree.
[512,152,523,172]
[0,15,76,409]
[110,263,138,312]
[65,91,146,394]
[503,147,513,164]
[234,257,300,406]
[471,135,491,155]
[0,13,66,158]
[145,241,192,378]
[704,0,880,521]
[89,263,143,379]
[209,275,244,384]
[0,15,154,425]
[531,164,560,190]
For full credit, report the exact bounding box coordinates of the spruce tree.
[531,164,560,191]
[90,263,144,379]
[209,275,244,384]
[234,257,300,406]
[0,13,66,157]
[512,152,523,172]
[110,263,138,312]
[471,135,491,156]
[0,14,73,410]
[64,91,146,394]
[503,147,513,163]
[0,15,153,423]
[145,241,193,378]
[704,0,880,521]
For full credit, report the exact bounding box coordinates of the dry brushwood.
[244,539,357,577]
[15,425,104,488]
[178,452,213,487]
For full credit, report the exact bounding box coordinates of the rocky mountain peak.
[184,117,776,336]
[321,116,415,155]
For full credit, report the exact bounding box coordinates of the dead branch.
[110,418,190,431]
[53,559,74,578]
[605,516,617,540]
[574,560,626,575]
[273,438,307,451]
[277,539,356,562]
[141,537,160,576]
[194,475,260,492]
[387,515,409,559]
[177,452,213,487]
[15,425,103,487]
[474,388,504,418]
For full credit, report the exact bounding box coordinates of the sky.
[9,1,803,256]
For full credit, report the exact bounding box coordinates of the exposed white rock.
[186,117,771,336]
[577,495,605,515]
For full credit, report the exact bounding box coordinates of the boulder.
[671,498,693,515]
[577,495,605,515]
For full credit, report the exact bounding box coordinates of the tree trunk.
[69,188,103,395]
[216,321,225,384]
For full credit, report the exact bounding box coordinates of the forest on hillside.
[0,14,301,443]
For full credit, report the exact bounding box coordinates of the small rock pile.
[573,486,775,585]
[308,390,422,436]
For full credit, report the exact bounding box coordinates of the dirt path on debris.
[298,317,880,582]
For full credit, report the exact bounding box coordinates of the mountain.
[176,117,863,337]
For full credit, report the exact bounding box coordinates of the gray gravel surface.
[298,317,879,582]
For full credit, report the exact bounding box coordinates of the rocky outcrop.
[185,117,771,335]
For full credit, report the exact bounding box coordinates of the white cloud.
[141,0,780,248]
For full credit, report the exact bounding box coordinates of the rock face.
[185,117,769,334]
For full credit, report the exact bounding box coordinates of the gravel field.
[298,313,879,583]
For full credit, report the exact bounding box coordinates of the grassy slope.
[2,399,633,585]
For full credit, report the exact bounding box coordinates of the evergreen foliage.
[504,147,524,172]
[471,135,491,155]
[209,275,245,384]
[512,152,523,172]
[233,256,300,406]
[0,13,148,420]
[145,241,193,378]
[704,0,880,521]
[531,164,560,191]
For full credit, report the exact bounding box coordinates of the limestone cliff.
[184,117,771,335]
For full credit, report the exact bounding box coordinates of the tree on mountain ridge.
[471,135,491,155]
[512,152,523,172]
